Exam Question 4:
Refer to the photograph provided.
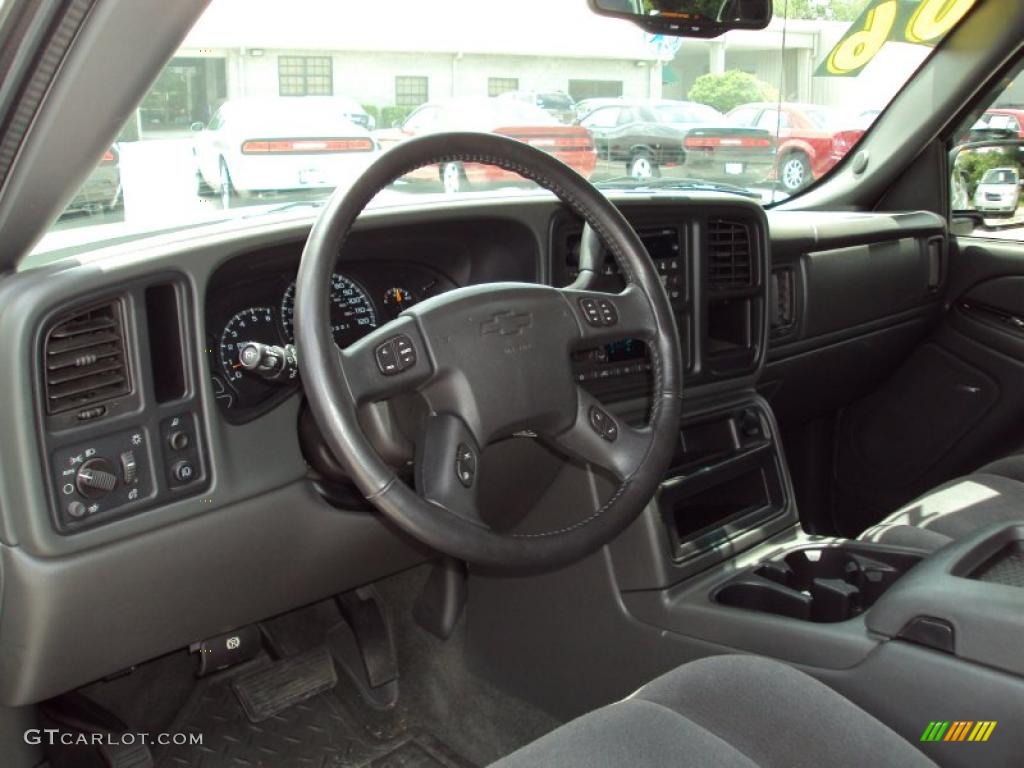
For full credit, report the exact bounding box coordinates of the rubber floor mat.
[155,655,473,768]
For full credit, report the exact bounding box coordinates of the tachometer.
[281,273,377,348]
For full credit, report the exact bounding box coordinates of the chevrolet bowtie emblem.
[480,311,533,336]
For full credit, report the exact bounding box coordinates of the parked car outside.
[61,146,121,217]
[727,102,865,193]
[374,98,596,193]
[496,90,576,124]
[974,108,1024,140]
[192,97,379,207]
[973,166,1021,216]
[575,98,775,186]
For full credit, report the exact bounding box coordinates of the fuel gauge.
[383,287,416,314]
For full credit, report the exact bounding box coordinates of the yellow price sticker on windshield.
[817,0,976,77]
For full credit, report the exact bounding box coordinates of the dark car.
[576,98,775,185]
[61,146,121,217]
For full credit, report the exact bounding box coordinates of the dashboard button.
[67,501,86,519]
[172,460,196,484]
[168,430,189,451]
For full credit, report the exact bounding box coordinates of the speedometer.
[281,273,377,348]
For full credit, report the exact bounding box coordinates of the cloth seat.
[491,655,935,768]
[858,451,1024,552]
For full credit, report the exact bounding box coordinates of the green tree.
[687,70,778,114]
[773,0,864,21]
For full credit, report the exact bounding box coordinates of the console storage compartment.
[714,544,923,622]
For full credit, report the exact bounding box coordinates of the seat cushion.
[491,655,935,768]
[859,451,1024,552]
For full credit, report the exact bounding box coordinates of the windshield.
[980,169,1018,185]
[30,0,976,264]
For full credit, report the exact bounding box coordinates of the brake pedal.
[230,645,337,723]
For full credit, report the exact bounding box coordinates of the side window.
[207,109,223,131]
[756,110,788,131]
[581,108,620,130]
[616,109,635,126]
[952,63,1024,239]
[403,106,438,133]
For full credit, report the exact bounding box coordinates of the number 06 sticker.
[817,0,976,78]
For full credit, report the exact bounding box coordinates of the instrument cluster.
[206,255,454,422]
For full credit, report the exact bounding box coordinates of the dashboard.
[0,194,948,708]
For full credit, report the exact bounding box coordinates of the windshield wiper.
[594,176,763,200]
[243,198,330,218]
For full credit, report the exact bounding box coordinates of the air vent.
[707,219,753,290]
[44,301,131,414]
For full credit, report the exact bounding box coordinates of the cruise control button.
[596,299,618,326]
[588,406,618,442]
[375,341,400,375]
[394,335,416,369]
[578,298,602,326]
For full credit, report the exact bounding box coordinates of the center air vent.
[44,301,131,414]
[707,219,753,290]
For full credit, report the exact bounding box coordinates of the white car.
[193,97,379,207]
[973,166,1021,216]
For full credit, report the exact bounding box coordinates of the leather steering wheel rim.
[295,132,683,570]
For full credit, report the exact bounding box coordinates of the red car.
[376,99,596,193]
[973,108,1024,139]
[727,102,865,193]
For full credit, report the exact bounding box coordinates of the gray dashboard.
[0,193,945,704]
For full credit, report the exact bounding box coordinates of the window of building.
[568,79,623,102]
[395,76,429,107]
[278,56,333,96]
[488,77,519,97]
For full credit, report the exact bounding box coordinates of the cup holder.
[714,545,923,623]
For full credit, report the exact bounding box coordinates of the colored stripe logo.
[921,721,997,742]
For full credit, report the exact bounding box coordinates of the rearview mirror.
[588,0,771,38]
[950,139,1024,234]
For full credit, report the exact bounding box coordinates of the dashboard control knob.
[67,501,87,519]
[120,451,138,484]
[75,458,117,498]
[172,460,196,484]
[168,430,189,451]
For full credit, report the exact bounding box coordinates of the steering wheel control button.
[579,297,618,327]
[394,335,417,369]
[597,299,618,326]
[588,406,619,442]
[375,335,417,376]
[76,458,118,498]
[455,443,477,488]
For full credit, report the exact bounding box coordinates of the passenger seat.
[858,450,1024,551]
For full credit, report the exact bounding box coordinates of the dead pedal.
[230,645,337,723]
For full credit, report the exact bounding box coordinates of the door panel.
[828,237,1024,534]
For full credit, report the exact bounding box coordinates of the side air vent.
[707,219,753,290]
[44,301,131,414]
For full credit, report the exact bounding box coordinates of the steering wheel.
[295,132,683,570]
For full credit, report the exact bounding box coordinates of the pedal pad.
[230,645,337,723]
[330,586,399,710]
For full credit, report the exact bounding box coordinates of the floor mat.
[155,655,473,768]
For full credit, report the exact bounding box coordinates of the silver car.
[974,166,1021,216]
